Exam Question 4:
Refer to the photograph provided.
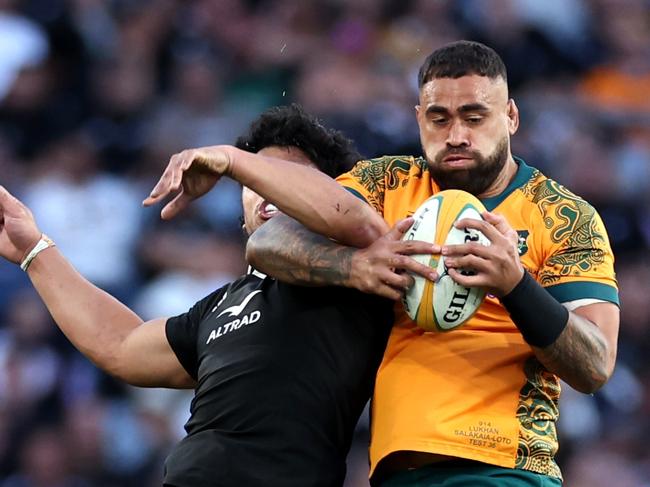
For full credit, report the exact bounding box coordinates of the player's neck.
[477,156,518,199]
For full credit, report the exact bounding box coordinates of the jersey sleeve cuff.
[544,281,619,306]
[344,186,369,204]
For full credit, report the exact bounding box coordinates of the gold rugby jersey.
[336,156,618,479]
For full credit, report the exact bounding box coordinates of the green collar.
[480,156,535,211]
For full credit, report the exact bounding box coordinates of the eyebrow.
[425,103,490,116]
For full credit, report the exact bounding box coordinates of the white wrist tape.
[20,234,55,272]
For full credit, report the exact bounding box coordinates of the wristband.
[20,234,55,272]
[500,271,569,348]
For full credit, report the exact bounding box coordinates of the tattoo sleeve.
[533,312,610,393]
[246,214,356,287]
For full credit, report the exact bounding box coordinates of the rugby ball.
[402,190,490,332]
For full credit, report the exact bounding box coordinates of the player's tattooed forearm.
[248,215,353,286]
[272,223,354,286]
[535,314,609,392]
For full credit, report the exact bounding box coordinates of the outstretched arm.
[143,146,387,247]
[444,212,619,394]
[247,214,438,301]
[0,186,194,389]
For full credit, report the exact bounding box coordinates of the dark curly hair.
[418,40,507,88]
[235,104,361,178]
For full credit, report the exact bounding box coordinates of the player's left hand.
[349,217,439,300]
[441,211,524,297]
[143,146,234,220]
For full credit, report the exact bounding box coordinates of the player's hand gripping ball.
[402,190,491,331]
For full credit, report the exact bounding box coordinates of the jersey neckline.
[479,156,535,212]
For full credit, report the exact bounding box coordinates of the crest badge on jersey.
[517,230,529,256]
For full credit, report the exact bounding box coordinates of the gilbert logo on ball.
[402,190,490,332]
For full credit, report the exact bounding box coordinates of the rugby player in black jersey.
[0,104,435,486]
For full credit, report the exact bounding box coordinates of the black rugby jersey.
[163,271,393,487]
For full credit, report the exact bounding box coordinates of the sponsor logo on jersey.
[214,290,261,317]
[206,310,261,344]
[207,289,263,344]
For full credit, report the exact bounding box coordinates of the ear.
[415,105,427,130]
[507,99,519,135]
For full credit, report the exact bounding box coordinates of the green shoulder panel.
[347,155,419,211]
[521,172,615,290]
[521,173,600,246]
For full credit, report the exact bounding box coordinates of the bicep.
[117,317,196,389]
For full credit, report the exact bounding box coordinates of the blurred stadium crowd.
[0,0,648,486]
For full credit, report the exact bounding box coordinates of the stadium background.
[0,0,648,485]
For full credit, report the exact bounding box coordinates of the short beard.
[425,137,510,196]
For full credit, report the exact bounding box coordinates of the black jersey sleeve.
[165,285,228,380]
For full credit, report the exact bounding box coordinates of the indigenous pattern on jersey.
[337,156,618,480]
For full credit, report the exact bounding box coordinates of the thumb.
[0,186,37,226]
[0,185,10,203]
[0,185,20,214]
[386,217,414,240]
[160,191,192,220]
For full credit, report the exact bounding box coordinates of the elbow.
[100,353,135,386]
[328,201,388,248]
[357,221,386,245]
[570,378,606,395]
[569,362,615,395]
[108,369,141,387]
[335,219,388,248]
[245,233,265,271]
[89,346,144,387]
[94,357,139,386]
[106,360,153,387]
[245,215,279,270]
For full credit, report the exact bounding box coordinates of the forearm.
[228,147,387,246]
[247,214,355,286]
[27,247,144,376]
[532,313,611,394]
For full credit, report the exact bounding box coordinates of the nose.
[445,119,470,148]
